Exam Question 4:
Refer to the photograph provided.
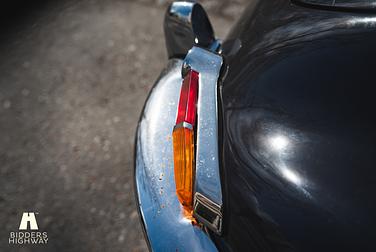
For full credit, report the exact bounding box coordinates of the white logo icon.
[19,212,39,230]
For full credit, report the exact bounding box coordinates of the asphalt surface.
[0,1,234,251]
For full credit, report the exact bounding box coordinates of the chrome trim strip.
[183,46,223,234]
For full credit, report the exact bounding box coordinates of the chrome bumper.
[134,59,218,252]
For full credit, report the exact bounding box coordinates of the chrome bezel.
[183,46,224,234]
[173,121,194,131]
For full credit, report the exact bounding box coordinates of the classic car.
[134,0,376,251]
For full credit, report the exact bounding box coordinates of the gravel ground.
[0,0,235,251]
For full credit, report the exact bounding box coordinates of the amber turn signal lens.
[172,126,195,207]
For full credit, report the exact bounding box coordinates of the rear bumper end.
[133,59,218,251]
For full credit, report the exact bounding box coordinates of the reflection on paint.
[266,134,304,188]
[281,167,302,186]
[268,135,289,152]
[347,17,376,27]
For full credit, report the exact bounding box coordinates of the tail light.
[172,69,199,209]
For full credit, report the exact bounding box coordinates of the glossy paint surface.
[218,0,376,251]
[294,0,376,11]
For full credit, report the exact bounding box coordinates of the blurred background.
[0,0,244,251]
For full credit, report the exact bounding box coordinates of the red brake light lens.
[176,70,199,126]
